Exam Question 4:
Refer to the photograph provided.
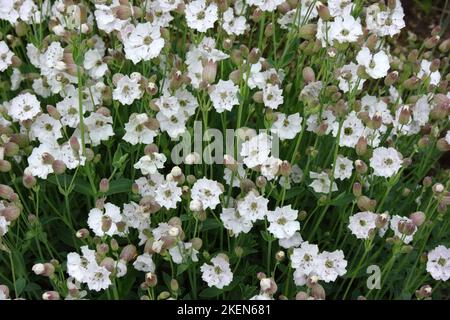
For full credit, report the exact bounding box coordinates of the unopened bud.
[409,211,426,227]
[52,160,66,175]
[99,178,109,193]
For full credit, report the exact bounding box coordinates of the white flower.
[334,155,353,180]
[0,216,10,236]
[123,113,157,145]
[260,156,282,181]
[237,191,269,222]
[113,73,144,105]
[25,143,60,179]
[426,245,450,281]
[222,8,248,36]
[356,47,390,79]
[123,202,150,231]
[271,113,302,140]
[370,147,403,178]
[154,181,182,209]
[329,15,363,44]
[85,264,112,292]
[348,211,378,240]
[84,112,114,146]
[390,215,417,244]
[263,84,283,109]
[169,242,199,264]
[309,171,338,194]
[67,246,97,283]
[83,49,108,79]
[133,253,155,273]
[134,153,167,175]
[209,80,239,113]
[185,0,218,33]
[338,63,365,93]
[333,111,365,148]
[220,207,254,236]
[29,114,63,145]
[247,0,284,12]
[291,241,319,275]
[56,95,82,128]
[417,60,441,86]
[94,4,128,33]
[0,41,13,72]
[267,205,300,239]
[191,177,223,210]
[279,231,303,249]
[316,250,347,283]
[8,93,41,122]
[366,1,405,37]
[87,203,124,237]
[328,0,354,17]
[124,22,165,64]
[156,111,187,139]
[201,256,233,289]
[241,133,272,168]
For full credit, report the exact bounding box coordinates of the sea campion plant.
[0,0,449,300]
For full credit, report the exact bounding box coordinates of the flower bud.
[353,182,362,197]
[432,183,444,194]
[438,38,450,53]
[399,105,411,125]
[120,244,137,262]
[402,76,420,90]
[202,59,217,84]
[316,2,331,21]
[275,250,285,261]
[99,178,109,193]
[424,35,440,49]
[1,205,21,221]
[52,160,66,175]
[248,48,261,64]
[4,142,19,157]
[310,284,325,300]
[42,291,60,300]
[384,71,399,86]
[0,160,11,172]
[416,285,432,299]
[355,159,368,174]
[357,196,376,211]
[299,24,317,40]
[409,211,426,227]
[145,272,158,287]
[355,137,368,156]
[376,213,389,229]
[76,228,90,239]
[302,67,315,84]
[436,138,450,152]
[398,220,416,236]
[101,216,112,233]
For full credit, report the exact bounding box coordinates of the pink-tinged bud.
[22,174,37,189]
[424,35,440,49]
[131,183,140,195]
[42,152,55,165]
[229,69,241,84]
[257,272,267,281]
[353,182,362,197]
[399,105,411,125]
[42,291,60,300]
[432,183,444,194]
[101,216,112,233]
[1,205,21,221]
[260,277,277,295]
[97,243,109,256]
[279,161,291,177]
[422,176,432,187]
[410,211,426,227]
[311,283,326,300]
[0,160,11,172]
[430,59,440,73]
[46,105,61,120]
[384,71,398,86]
[248,48,261,64]
[240,178,256,193]
[316,2,331,21]
[416,285,432,299]
[403,76,421,90]
[302,66,315,84]
[256,176,267,189]
[0,185,14,200]
[32,263,45,275]
[408,49,419,63]
[298,24,317,40]
[170,279,179,292]
[398,220,416,236]
[418,136,430,149]
[69,136,80,153]
[376,213,389,229]
[144,143,159,155]
[100,257,115,272]
[52,160,66,175]
[436,138,450,152]
[120,244,137,262]
[264,23,274,38]
[202,59,217,84]
[431,26,441,36]
[252,91,264,104]
[355,159,368,174]
[222,38,233,50]
[355,136,368,156]
[76,228,90,239]
[110,238,119,252]
[0,285,9,299]
[112,5,132,20]
[296,291,309,300]
[99,178,109,193]
[4,142,19,157]
[357,196,376,212]
[439,38,450,53]
[145,272,158,287]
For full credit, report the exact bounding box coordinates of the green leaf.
[176,263,190,276]
[47,174,94,196]
[328,192,354,207]
[106,178,132,196]
[200,218,222,231]
[15,278,27,296]
[199,286,222,298]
